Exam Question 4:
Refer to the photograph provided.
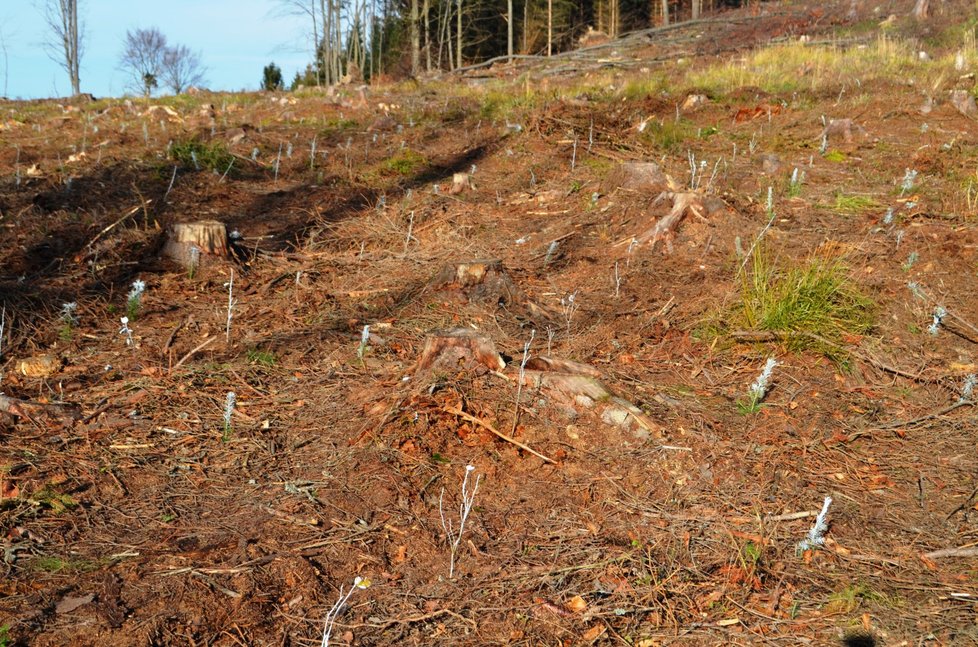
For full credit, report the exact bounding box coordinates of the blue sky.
[0,0,315,99]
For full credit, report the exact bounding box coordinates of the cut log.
[415,328,505,374]
[163,220,229,270]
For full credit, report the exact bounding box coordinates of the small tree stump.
[450,172,473,195]
[163,220,229,270]
[951,90,978,118]
[415,328,505,374]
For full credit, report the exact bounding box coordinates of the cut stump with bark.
[518,355,660,439]
[428,259,552,322]
[163,220,229,270]
[429,259,517,304]
[627,191,728,253]
[450,172,473,194]
[415,328,505,375]
[603,161,675,194]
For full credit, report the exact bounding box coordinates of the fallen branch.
[169,336,216,374]
[924,546,978,560]
[83,203,146,251]
[443,407,556,464]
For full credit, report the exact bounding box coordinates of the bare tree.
[160,45,206,94]
[120,28,167,97]
[40,0,83,95]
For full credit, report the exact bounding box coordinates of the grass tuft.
[169,139,234,172]
[736,246,874,363]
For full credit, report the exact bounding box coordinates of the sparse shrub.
[169,139,234,172]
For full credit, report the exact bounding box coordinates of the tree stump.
[604,161,674,194]
[519,356,659,438]
[429,259,519,306]
[163,220,229,270]
[415,328,505,374]
[450,172,473,195]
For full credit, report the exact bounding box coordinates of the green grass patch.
[170,139,234,173]
[831,192,881,215]
[639,118,697,153]
[385,148,427,175]
[825,583,892,614]
[823,150,847,162]
[247,348,277,367]
[733,246,874,363]
[169,139,234,173]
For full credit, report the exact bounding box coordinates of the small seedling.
[511,329,535,435]
[788,167,804,198]
[543,241,559,266]
[59,302,78,341]
[959,374,976,403]
[357,325,370,362]
[796,496,832,554]
[126,279,146,321]
[223,391,236,441]
[560,291,579,336]
[928,305,947,336]
[119,316,134,347]
[902,251,918,272]
[900,168,918,196]
[439,464,481,578]
[320,576,370,646]
[225,270,236,343]
[738,357,777,414]
[188,246,201,279]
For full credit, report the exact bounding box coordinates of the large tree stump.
[519,356,659,438]
[604,161,674,194]
[429,259,519,306]
[163,220,229,270]
[415,328,505,375]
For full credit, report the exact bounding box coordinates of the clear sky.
[0,0,315,99]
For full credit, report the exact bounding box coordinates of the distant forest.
[283,0,750,85]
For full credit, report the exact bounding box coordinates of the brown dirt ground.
[4,1,978,645]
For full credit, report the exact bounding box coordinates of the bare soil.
[4,2,978,645]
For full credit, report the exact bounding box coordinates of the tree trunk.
[660,0,669,26]
[507,0,513,61]
[423,0,431,71]
[69,0,80,94]
[456,0,462,69]
[692,0,700,20]
[410,0,420,74]
[523,0,528,53]
[547,0,553,56]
